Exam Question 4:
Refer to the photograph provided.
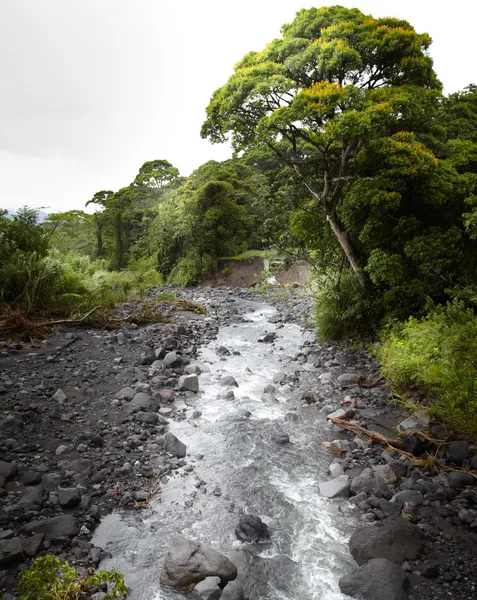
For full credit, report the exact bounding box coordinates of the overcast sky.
[1,0,476,213]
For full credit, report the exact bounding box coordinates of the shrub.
[378,301,477,436]
[315,271,383,341]
[18,555,128,600]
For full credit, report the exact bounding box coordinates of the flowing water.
[93,299,355,599]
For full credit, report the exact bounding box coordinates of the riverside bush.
[315,271,383,341]
[18,555,128,600]
[378,301,477,436]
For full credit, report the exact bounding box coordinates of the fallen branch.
[36,306,102,327]
[330,416,404,449]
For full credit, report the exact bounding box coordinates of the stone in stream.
[319,475,350,499]
[191,577,222,600]
[164,432,187,458]
[185,363,210,375]
[160,535,237,588]
[339,558,410,600]
[219,376,239,388]
[178,374,199,392]
[271,434,290,445]
[259,332,277,343]
[220,580,245,600]
[235,514,270,543]
[349,517,425,566]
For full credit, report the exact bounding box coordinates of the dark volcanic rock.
[0,537,23,565]
[23,515,79,540]
[339,558,410,600]
[447,471,474,489]
[349,517,424,566]
[235,514,270,543]
[164,432,187,458]
[160,535,237,588]
[447,441,470,466]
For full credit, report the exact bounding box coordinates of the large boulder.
[23,515,79,540]
[349,517,424,566]
[235,514,270,543]
[339,558,410,600]
[164,432,187,458]
[219,376,239,388]
[160,536,237,588]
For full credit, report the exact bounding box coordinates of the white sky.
[1,0,476,213]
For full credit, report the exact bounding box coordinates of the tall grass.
[378,301,477,436]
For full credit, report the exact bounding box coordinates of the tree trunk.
[326,212,368,289]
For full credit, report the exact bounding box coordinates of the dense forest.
[2,5,477,435]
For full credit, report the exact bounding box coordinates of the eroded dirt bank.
[0,286,476,600]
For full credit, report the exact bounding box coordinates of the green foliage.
[18,555,128,600]
[378,301,477,436]
[133,159,180,188]
[315,270,382,341]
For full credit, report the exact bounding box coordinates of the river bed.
[93,298,355,599]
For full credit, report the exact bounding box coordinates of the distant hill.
[3,208,49,222]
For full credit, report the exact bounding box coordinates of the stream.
[93,298,355,599]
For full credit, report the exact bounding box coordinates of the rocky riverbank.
[0,285,476,600]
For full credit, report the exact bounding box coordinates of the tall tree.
[133,160,180,188]
[201,5,441,287]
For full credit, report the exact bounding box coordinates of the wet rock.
[185,363,210,375]
[447,471,474,489]
[219,376,239,388]
[164,432,187,458]
[339,558,410,600]
[160,535,237,588]
[0,537,23,565]
[216,346,231,356]
[220,579,245,600]
[271,434,290,445]
[178,374,199,392]
[259,332,277,343]
[319,475,350,499]
[0,415,23,434]
[349,517,425,566]
[235,514,270,543]
[328,440,352,455]
[191,576,222,600]
[447,441,469,466]
[329,462,344,478]
[23,515,79,540]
